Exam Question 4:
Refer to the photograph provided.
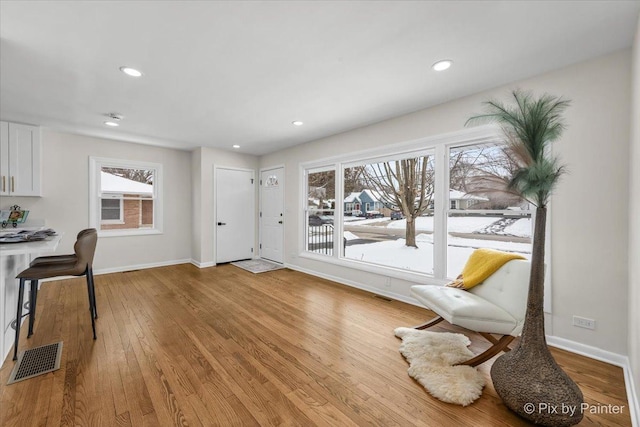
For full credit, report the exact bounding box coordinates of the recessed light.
[292,121,304,126]
[432,60,453,71]
[119,66,143,77]
[104,121,120,127]
[232,144,240,149]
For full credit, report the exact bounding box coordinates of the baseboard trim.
[94,259,192,275]
[284,263,426,308]
[546,336,639,426]
[545,335,627,367]
[287,262,639,425]
[190,260,216,269]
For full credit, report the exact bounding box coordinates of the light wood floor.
[0,264,631,426]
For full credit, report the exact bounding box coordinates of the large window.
[89,157,163,236]
[305,167,335,255]
[342,151,435,274]
[301,129,533,282]
[447,143,532,278]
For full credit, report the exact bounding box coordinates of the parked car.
[390,210,404,220]
[308,215,333,226]
[365,210,384,219]
[351,210,363,217]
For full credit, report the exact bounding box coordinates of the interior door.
[216,167,255,264]
[260,167,284,263]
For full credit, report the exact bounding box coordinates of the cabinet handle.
[11,176,14,192]
[2,176,4,192]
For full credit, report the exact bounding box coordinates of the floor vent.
[373,295,393,302]
[7,342,63,384]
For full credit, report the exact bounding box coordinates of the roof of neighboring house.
[343,192,361,203]
[449,189,488,201]
[361,189,382,202]
[101,171,153,195]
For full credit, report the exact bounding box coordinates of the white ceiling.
[1,1,639,155]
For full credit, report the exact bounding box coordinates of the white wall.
[260,49,632,355]
[190,147,258,266]
[628,15,640,409]
[3,130,192,271]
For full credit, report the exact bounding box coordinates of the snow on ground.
[345,238,434,274]
[313,215,532,278]
[503,218,532,237]
[385,216,499,233]
[344,231,359,240]
[344,233,531,278]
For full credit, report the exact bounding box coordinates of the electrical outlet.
[383,277,391,289]
[572,315,596,330]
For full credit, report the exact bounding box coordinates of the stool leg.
[85,272,96,340]
[28,280,38,338]
[13,278,26,361]
[91,269,98,319]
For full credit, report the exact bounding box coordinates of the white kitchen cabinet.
[0,121,41,197]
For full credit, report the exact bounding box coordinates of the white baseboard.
[545,335,628,367]
[38,259,192,282]
[94,259,192,275]
[546,336,639,426]
[285,263,424,308]
[190,259,216,268]
[287,262,639,425]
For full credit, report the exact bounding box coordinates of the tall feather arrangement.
[466,90,583,427]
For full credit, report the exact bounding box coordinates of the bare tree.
[451,143,528,209]
[362,156,433,247]
[307,171,335,212]
[343,166,366,195]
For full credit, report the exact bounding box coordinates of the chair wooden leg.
[412,316,444,330]
[456,335,515,367]
[13,279,26,361]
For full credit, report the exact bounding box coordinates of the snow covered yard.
[343,216,532,278]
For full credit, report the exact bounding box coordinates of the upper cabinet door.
[0,122,9,196]
[5,122,41,196]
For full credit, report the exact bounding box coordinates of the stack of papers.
[0,228,57,244]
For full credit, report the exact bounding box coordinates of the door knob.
[217,222,226,226]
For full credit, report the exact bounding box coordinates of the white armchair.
[410,259,531,366]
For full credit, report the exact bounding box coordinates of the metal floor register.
[7,342,63,384]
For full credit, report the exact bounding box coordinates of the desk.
[0,234,63,364]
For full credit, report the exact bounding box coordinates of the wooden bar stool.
[13,228,98,361]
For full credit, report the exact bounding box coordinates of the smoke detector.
[105,113,124,121]
[104,113,124,127]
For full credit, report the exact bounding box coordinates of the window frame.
[89,157,163,237]
[299,125,535,283]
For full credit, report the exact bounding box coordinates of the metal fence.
[307,224,334,255]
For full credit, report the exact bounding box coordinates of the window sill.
[98,228,163,238]
[298,251,447,286]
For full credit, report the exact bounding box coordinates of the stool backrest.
[74,228,98,271]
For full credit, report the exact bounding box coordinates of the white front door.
[216,167,255,264]
[260,167,284,263]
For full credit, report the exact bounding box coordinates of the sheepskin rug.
[394,327,485,406]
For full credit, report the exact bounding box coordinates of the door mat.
[8,342,63,384]
[231,259,285,274]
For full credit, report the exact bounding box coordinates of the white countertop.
[0,234,63,256]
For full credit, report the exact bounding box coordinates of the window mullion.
[335,164,344,258]
[433,144,448,279]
